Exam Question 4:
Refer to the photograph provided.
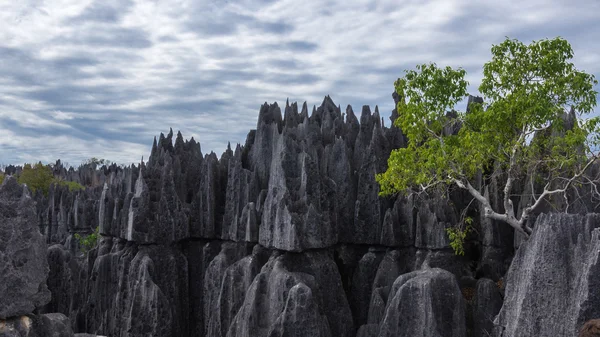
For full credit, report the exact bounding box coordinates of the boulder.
[378,268,466,337]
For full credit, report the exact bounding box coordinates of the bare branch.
[520,156,598,226]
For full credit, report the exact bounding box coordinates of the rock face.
[494,213,600,337]
[378,268,466,337]
[0,177,51,319]
[0,313,73,337]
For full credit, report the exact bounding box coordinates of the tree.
[18,163,55,196]
[377,37,599,239]
[18,162,85,196]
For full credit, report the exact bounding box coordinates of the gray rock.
[0,313,74,337]
[223,145,260,242]
[268,283,332,337]
[39,244,85,330]
[415,196,456,249]
[0,177,51,319]
[350,251,385,328]
[378,268,466,337]
[494,213,600,337]
[227,251,353,337]
[473,278,503,337]
[367,248,416,325]
[204,242,259,336]
[259,124,337,251]
[83,239,188,337]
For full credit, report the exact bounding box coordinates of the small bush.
[446,223,472,256]
[0,173,4,185]
[56,180,85,192]
[74,226,99,253]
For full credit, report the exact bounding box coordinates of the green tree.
[17,163,85,196]
[377,37,599,239]
[18,163,55,196]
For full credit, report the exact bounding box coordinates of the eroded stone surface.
[0,177,51,319]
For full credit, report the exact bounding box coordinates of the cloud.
[0,0,598,165]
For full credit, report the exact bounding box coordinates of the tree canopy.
[377,37,599,239]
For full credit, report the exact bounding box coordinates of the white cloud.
[0,0,598,165]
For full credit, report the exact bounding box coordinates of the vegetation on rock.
[74,226,99,253]
[377,37,599,245]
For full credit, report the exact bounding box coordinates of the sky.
[0,0,599,166]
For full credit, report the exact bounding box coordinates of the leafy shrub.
[74,226,99,253]
[446,221,472,256]
[0,173,4,185]
[56,179,85,192]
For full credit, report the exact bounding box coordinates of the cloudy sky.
[1,0,599,166]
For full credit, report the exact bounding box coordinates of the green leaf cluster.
[377,37,599,199]
[0,173,4,185]
[446,224,471,256]
[74,226,99,253]
[56,179,86,192]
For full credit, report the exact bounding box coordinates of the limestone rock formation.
[10,94,600,337]
[0,313,73,337]
[378,268,466,337]
[0,177,51,319]
[494,213,600,336]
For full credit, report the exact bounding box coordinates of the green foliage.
[377,37,598,201]
[18,163,55,196]
[56,179,85,192]
[74,226,99,253]
[446,219,472,256]
[84,157,111,167]
[0,172,4,185]
[17,163,85,196]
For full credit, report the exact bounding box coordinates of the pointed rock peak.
[360,105,373,126]
[301,101,309,119]
[150,136,158,156]
[373,107,381,128]
[466,95,484,113]
[174,131,185,152]
[361,105,372,117]
[285,98,290,108]
[346,105,355,117]
[392,90,400,105]
[168,128,174,140]
[227,141,232,151]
